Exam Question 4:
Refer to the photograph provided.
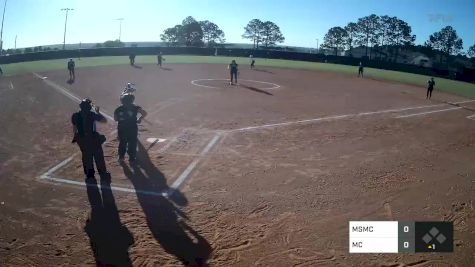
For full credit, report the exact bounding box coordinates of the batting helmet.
[120,93,135,105]
[79,98,92,111]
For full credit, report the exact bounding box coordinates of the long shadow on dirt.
[120,142,211,266]
[240,84,273,96]
[84,177,135,266]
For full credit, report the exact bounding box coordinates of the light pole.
[14,34,16,49]
[61,8,74,50]
[116,18,124,41]
[316,38,319,54]
[0,0,8,55]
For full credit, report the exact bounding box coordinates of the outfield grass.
[3,55,475,98]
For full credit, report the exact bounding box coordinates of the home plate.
[147,137,167,144]
[146,137,167,150]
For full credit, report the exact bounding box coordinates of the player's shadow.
[120,142,211,266]
[240,84,273,96]
[67,78,75,84]
[84,177,135,266]
[132,64,143,69]
[252,68,274,74]
[160,67,173,71]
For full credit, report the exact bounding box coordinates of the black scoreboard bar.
[349,221,453,253]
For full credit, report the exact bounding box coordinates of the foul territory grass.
[3,55,475,98]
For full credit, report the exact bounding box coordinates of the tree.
[322,26,348,55]
[355,14,380,58]
[24,47,32,53]
[160,25,182,47]
[94,43,103,48]
[102,39,125,48]
[425,26,463,55]
[200,20,225,47]
[260,21,285,48]
[179,16,204,47]
[376,16,416,61]
[344,22,358,56]
[242,19,264,49]
[467,44,475,58]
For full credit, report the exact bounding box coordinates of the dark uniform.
[72,99,108,179]
[229,60,238,85]
[114,95,143,161]
[129,54,136,65]
[157,53,163,67]
[427,78,436,99]
[358,63,364,77]
[68,59,75,80]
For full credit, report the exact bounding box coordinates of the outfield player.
[129,53,136,65]
[114,93,148,163]
[427,77,436,99]
[228,60,239,85]
[358,62,364,77]
[250,55,255,69]
[157,52,165,67]
[68,58,75,81]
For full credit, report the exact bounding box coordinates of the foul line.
[395,107,462,118]
[230,103,447,132]
[169,133,221,194]
[32,72,114,121]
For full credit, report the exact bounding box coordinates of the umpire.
[114,93,147,163]
[71,98,109,180]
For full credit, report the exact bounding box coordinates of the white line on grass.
[168,133,221,194]
[395,107,462,118]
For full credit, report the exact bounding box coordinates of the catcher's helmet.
[120,93,135,105]
[79,98,92,111]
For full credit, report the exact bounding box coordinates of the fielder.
[427,77,436,99]
[250,55,255,69]
[358,62,364,77]
[68,58,76,81]
[157,52,165,67]
[228,60,239,85]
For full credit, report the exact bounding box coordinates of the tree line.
[5,15,475,60]
[160,16,285,48]
[322,14,475,61]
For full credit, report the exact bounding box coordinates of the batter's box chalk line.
[33,71,220,197]
[39,133,222,197]
[191,78,281,90]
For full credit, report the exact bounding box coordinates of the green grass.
[3,55,475,98]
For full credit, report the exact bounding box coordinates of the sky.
[2,0,475,51]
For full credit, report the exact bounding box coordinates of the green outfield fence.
[1,47,474,82]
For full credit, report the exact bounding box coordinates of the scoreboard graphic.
[349,221,453,253]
